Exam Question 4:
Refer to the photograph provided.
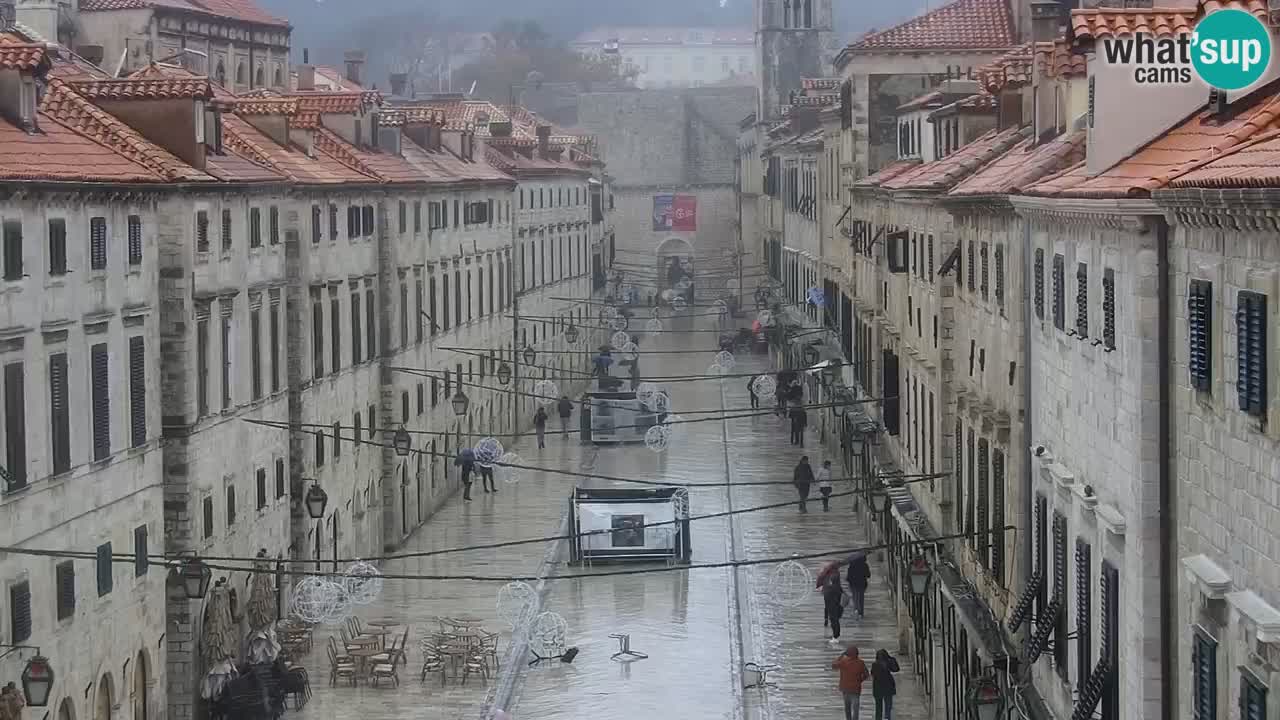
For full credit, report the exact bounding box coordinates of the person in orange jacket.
[832,645,870,720]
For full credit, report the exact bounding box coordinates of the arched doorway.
[656,237,695,304]
[132,651,148,720]
[94,674,114,720]
[58,698,75,720]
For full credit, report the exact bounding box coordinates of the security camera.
[1034,446,1046,457]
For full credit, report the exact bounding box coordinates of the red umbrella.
[816,560,839,589]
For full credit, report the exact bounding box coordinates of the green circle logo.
[1192,9,1272,91]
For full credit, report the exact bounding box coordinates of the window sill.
[196,251,211,263]
[219,252,233,262]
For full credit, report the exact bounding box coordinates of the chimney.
[1030,0,1064,43]
[389,73,408,97]
[77,45,105,66]
[297,48,315,91]
[999,90,1023,130]
[536,124,551,159]
[14,0,57,47]
[343,50,366,86]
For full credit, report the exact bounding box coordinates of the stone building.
[754,0,837,122]
[570,26,756,89]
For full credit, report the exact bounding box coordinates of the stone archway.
[58,698,75,720]
[132,651,149,720]
[94,673,114,720]
[656,237,696,300]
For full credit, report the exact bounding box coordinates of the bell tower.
[755,0,835,121]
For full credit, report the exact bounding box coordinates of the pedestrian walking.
[789,405,808,447]
[557,395,573,438]
[871,649,900,720]
[747,375,759,409]
[846,552,871,619]
[793,456,814,513]
[823,573,846,646]
[533,407,548,449]
[479,463,496,493]
[831,645,870,720]
[455,448,476,501]
[818,459,834,511]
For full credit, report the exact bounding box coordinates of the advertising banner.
[652,194,697,231]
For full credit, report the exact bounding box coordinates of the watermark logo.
[1099,9,1272,91]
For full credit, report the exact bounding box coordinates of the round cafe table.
[366,620,400,628]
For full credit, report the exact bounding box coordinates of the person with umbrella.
[455,446,476,501]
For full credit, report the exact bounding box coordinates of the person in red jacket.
[832,645,870,720]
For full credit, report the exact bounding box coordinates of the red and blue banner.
[652,194,697,231]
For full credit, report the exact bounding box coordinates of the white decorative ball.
[644,424,670,453]
[497,452,523,484]
[671,487,690,517]
[621,341,639,362]
[672,295,687,310]
[646,391,671,414]
[771,559,814,608]
[751,375,777,399]
[646,318,663,333]
[707,363,727,376]
[532,379,560,406]
[474,437,504,466]
[528,611,568,657]
[714,351,737,371]
[320,582,353,624]
[496,581,538,630]
[600,305,620,322]
[609,314,629,331]
[611,331,630,350]
[291,576,345,624]
[635,382,659,405]
[757,310,774,326]
[343,560,383,606]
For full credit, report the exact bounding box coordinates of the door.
[330,513,339,572]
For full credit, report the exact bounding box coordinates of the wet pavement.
[290,311,925,720]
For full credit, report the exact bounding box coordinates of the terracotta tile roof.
[79,0,288,26]
[69,76,213,100]
[0,42,48,71]
[288,111,320,129]
[231,97,298,115]
[404,140,513,185]
[949,131,1086,196]
[846,0,1015,52]
[420,100,510,134]
[1026,91,1280,197]
[937,92,999,115]
[42,79,210,182]
[1164,129,1280,188]
[884,125,1028,191]
[854,159,921,188]
[378,107,443,128]
[898,91,947,113]
[978,41,1086,91]
[1196,0,1268,22]
[289,91,381,114]
[205,147,286,182]
[1070,7,1196,42]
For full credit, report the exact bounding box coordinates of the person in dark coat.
[846,552,871,618]
[533,407,548,449]
[823,573,846,647]
[747,375,760,409]
[789,405,809,447]
[793,456,814,513]
[557,395,574,436]
[454,448,476,501]
[871,649,901,720]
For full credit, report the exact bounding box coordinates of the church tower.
[755,0,835,121]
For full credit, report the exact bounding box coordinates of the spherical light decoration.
[496,581,538,631]
[707,363,727,376]
[528,611,569,657]
[600,305,620,323]
[621,341,639,362]
[497,452,523,484]
[672,295,687,310]
[644,424,670,453]
[611,331,630,350]
[646,318,663,333]
[806,287,826,306]
[532,379,560,406]
[660,289,675,302]
[771,559,814,608]
[757,310,774,326]
[635,382,659,406]
[750,375,777,399]
[645,391,671,414]
[343,560,384,606]
[319,582,353,625]
[650,306,662,318]
[609,314,629,331]
[290,577,345,624]
[671,488,690,518]
[474,437,504,466]
[714,351,737,371]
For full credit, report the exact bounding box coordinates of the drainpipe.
[1157,216,1175,720]
[1020,213,1034,621]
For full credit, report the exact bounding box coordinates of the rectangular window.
[127,215,142,265]
[362,205,374,236]
[256,467,267,509]
[398,201,407,234]
[270,302,281,393]
[91,342,110,461]
[1189,280,1212,391]
[429,276,438,336]
[416,383,424,415]
[431,377,438,407]
[347,206,359,238]
[413,201,422,233]
[967,241,975,292]
[977,438,989,562]
[1237,291,1268,417]
[1101,560,1120,720]
[368,404,376,439]
[221,208,232,251]
[9,580,30,642]
[311,205,322,244]
[980,243,989,299]
[1035,493,1048,619]
[1076,262,1089,337]
[400,283,409,348]
[351,291,362,364]
[1053,511,1069,681]
[55,561,75,620]
[1052,253,1065,330]
[1103,268,1117,350]
[220,309,232,410]
[994,245,1004,306]
[196,210,210,252]
[1076,539,1093,689]
[2,362,24,489]
[275,457,285,499]
[311,288,324,379]
[365,287,376,360]
[269,206,279,245]
[96,542,113,596]
[129,336,146,447]
[197,317,209,417]
[48,218,67,275]
[1241,674,1265,720]
[329,204,338,239]
[226,485,236,526]
[134,524,148,576]
[332,422,341,458]
[249,207,262,248]
[249,308,262,401]
[1034,248,1044,319]
[329,293,340,374]
[415,277,424,343]
[90,216,107,270]
[454,269,462,327]
[401,391,410,423]
[1,220,21,281]
[202,496,213,539]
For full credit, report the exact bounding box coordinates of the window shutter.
[967,241,976,291]
[1192,632,1216,720]
[91,343,109,461]
[2,220,22,280]
[329,294,340,374]
[365,287,376,359]
[311,205,321,244]
[48,218,67,275]
[398,201,407,234]
[55,561,75,620]
[351,291,362,364]
[1100,560,1120,719]
[226,485,236,525]
[311,290,324,379]
[220,208,232,251]
[1189,280,1212,390]
[991,449,1005,580]
[329,204,338,238]
[269,206,279,245]
[134,525,148,577]
[315,429,324,467]
[96,542,113,596]
[332,422,341,458]
[256,467,266,509]
[413,201,421,233]
[977,439,990,564]
[362,205,374,236]
[129,336,146,448]
[3,362,25,490]
[368,404,376,439]
[49,352,69,474]
[1035,493,1048,617]
[966,429,975,541]
[127,215,142,265]
[347,206,358,238]
[90,216,107,270]
[1053,254,1065,330]
[270,302,280,393]
[1236,291,1268,417]
[9,581,30,642]
[1240,676,1266,720]
[1034,248,1045,319]
[1075,539,1092,689]
[994,245,1005,305]
[275,458,285,499]
[196,211,209,252]
[954,420,964,529]
[1101,268,1117,350]
[1076,263,1089,337]
[980,243,989,299]
[202,496,213,538]
[1053,512,1069,680]
[1088,76,1096,128]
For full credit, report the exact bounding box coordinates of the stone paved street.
[291,312,926,720]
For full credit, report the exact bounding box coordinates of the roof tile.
[949,131,1086,196]
[79,0,288,26]
[848,0,1015,52]
[70,77,213,100]
[1070,7,1196,42]
[1165,129,1280,188]
[979,41,1087,92]
[855,159,922,188]
[0,42,47,71]
[884,126,1028,191]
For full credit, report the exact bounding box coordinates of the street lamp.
[868,481,891,515]
[304,482,328,520]
[20,655,53,707]
[393,426,412,457]
[451,388,470,417]
[565,323,580,345]
[969,671,1006,720]
[179,556,213,600]
[908,553,932,596]
[522,345,536,365]
[497,361,512,386]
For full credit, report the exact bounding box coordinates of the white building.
[570,26,755,89]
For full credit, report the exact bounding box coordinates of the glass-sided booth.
[568,487,692,565]
[585,392,656,444]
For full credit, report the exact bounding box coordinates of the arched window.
[254,65,264,87]
[235,62,246,86]
[782,0,791,27]
[273,65,282,87]
[793,0,802,28]
[214,60,225,85]
[803,0,812,27]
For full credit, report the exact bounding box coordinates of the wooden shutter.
[967,240,976,291]
[329,294,340,374]
[413,201,421,232]
[269,206,279,245]
[362,205,374,235]
[134,525,148,577]
[1100,560,1120,720]
[96,542,112,596]
[226,485,236,525]
[202,496,213,538]
[311,205,321,244]
[1075,539,1092,689]
[270,302,280,393]
[220,208,232,250]
[2,220,21,280]
[1035,493,1048,617]
[48,218,67,274]
[1240,675,1266,720]
[196,210,209,252]
[954,420,964,530]
[256,467,267,509]
[980,243,989,298]
[314,429,324,468]
[1053,254,1065,330]
[416,278,424,342]
[90,216,107,270]
[127,214,142,265]
[881,349,900,435]
[994,245,1005,305]
[91,343,109,461]
[55,561,75,620]
[249,207,261,248]
[400,283,408,348]
[9,580,30,641]
[49,352,69,474]
[1053,512,1069,679]
[1236,291,1268,417]
[332,422,341,458]
[398,201,406,233]
[347,206,358,238]
[351,291,362,364]
[129,336,146,448]
[3,362,25,489]
[329,204,338,238]
[1034,248,1045,319]
[1189,280,1212,390]
[1192,632,1216,720]
[991,449,1005,580]
[275,458,285,499]
[365,287,376,359]
[368,404,376,439]
[311,290,324,379]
